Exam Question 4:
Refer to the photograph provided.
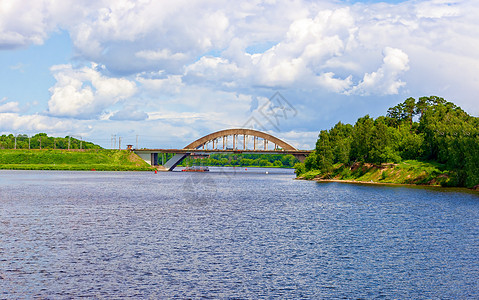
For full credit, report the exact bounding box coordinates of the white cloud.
[0,101,21,113]
[47,63,137,118]
[416,0,461,19]
[0,113,81,133]
[135,49,187,61]
[137,73,184,94]
[347,47,410,96]
[185,56,241,83]
[110,107,148,121]
[318,72,353,93]
[0,1,51,49]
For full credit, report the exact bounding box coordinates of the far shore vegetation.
[294,96,479,189]
[0,149,154,171]
[179,153,299,168]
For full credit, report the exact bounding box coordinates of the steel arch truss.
[184,128,297,151]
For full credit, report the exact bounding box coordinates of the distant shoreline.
[309,178,417,186]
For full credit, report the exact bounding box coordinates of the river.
[1,168,479,298]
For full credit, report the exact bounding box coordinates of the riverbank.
[0,149,154,171]
[296,160,479,189]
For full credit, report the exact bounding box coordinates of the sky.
[1,0,478,150]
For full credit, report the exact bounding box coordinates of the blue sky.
[1,0,478,149]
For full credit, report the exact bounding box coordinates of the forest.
[0,133,101,150]
[295,96,479,188]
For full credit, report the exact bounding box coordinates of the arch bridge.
[133,128,312,171]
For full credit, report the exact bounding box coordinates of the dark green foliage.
[0,133,102,150]
[179,153,299,168]
[298,96,479,188]
[315,130,334,172]
[329,122,353,164]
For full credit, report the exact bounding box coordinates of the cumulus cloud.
[0,113,81,133]
[136,72,184,94]
[47,63,137,119]
[347,47,410,96]
[184,56,241,85]
[0,101,21,113]
[135,49,187,61]
[416,0,461,19]
[250,7,356,86]
[0,1,51,49]
[180,6,409,95]
[65,0,233,74]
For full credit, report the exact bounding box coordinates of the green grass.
[0,149,154,171]
[297,169,322,180]
[298,160,453,186]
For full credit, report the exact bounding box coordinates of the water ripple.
[1,169,478,298]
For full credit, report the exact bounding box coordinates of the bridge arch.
[184,128,297,151]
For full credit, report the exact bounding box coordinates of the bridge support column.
[163,153,190,171]
[151,153,159,166]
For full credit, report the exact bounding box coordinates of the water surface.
[1,168,478,298]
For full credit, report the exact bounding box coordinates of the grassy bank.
[0,149,154,171]
[297,160,458,187]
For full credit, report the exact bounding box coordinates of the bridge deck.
[133,149,312,155]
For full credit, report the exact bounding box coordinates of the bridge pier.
[151,153,158,166]
[134,150,191,171]
[163,153,190,171]
[136,152,159,166]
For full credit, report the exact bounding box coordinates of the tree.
[350,115,374,162]
[315,130,334,172]
[369,117,401,164]
[329,122,353,164]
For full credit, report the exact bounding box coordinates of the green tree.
[315,130,334,172]
[350,115,374,162]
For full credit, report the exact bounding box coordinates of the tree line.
[0,133,102,150]
[182,153,299,168]
[296,96,479,188]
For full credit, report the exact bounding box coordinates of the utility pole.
[39,139,42,150]
[118,137,122,150]
[79,136,82,150]
[136,134,139,149]
[28,137,31,149]
[68,136,71,150]
[14,134,17,149]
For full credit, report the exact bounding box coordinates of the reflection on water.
[1,169,479,298]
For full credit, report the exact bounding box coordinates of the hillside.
[298,160,454,186]
[0,149,154,171]
[295,96,479,188]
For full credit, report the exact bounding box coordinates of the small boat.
[182,166,209,172]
